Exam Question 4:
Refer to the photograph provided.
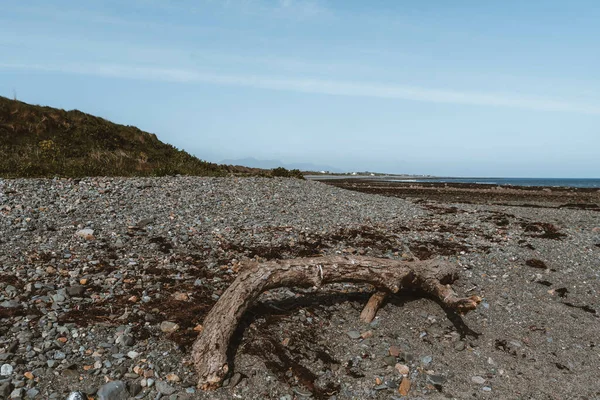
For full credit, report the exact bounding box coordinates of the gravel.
[1,176,599,399]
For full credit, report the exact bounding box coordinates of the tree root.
[360,291,388,323]
[191,256,481,389]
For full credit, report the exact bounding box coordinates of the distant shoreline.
[307,175,600,189]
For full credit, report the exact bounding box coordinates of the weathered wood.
[191,256,480,389]
[360,291,388,323]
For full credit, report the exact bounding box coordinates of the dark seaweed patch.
[149,236,174,254]
[484,212,514,227]
[562,302,596,314]
[409,239,471,260]
[558,203,600,211]
[517,240,535,250]
[344,359,365,378]
[241,301,342,399]
[222,225,399,260]
[521,222,566,240]
[494,339,519,357]
[0,307,27,320]
[526,259,547,269]
[554,288,569,298]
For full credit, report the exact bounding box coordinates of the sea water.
[390,177,600,188]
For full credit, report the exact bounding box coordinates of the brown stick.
[360,291,388,323]
[191,256,480,389]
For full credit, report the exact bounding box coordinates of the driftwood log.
[191,256,481,389]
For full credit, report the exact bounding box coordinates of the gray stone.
[156,380,176,395]
[1,363,13,376]
[346,330,361,339]
[127,351,139,359]
[383,356,396,366]
[97,380,128,400]
[66,286,85,296]
[426,375,445,386]
[10,387,24,399]
[0,300,19,308]
[420,355,433,366]
[454,341,466,351]
[0,383,13,398]
[229,372,242,388]
[118,335,135,347]
[127,380,142,396]
[25,388,40,399]
[136,218,154,228]
[471,376,486,384]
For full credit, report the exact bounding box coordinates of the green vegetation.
[0,97,305,179]
[0,96,232,178]
[271,167,305,180]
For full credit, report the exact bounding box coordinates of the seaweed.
[526,259,548,269]
[521,222,567,240]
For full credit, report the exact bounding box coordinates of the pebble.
[75,228,95,240]
[472,376,486,384]
[1,364,13,376]
[159,321,179,333]
[66,392,86,400]
[426,375,445,386]
[229,372,242,387]
[421,356,433,366]
[346,330,361,339]
[1,300,20,308]
[0,383,12,398]
[395,363,409,376]
[66,285,85,296]
[10,388,23,399]
[389,345,401,357]
[156,380,176,395]
[97,380,128,400]
[383,356,397,366]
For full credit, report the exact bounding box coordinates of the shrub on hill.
[0,96,227,178]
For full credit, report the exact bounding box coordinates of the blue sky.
[1,0,599,177]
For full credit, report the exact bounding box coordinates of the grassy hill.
[0,96,250,178]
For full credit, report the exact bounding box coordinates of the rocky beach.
[1,176,599,399]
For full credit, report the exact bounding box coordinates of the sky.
[1,0,599,177]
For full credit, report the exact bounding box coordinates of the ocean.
[389,177,600,188]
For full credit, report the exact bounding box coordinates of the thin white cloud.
[275,0,328,17]
[2,62,600,115]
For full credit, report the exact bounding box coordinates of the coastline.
[314,177,600,209]
[1,176,599,398]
